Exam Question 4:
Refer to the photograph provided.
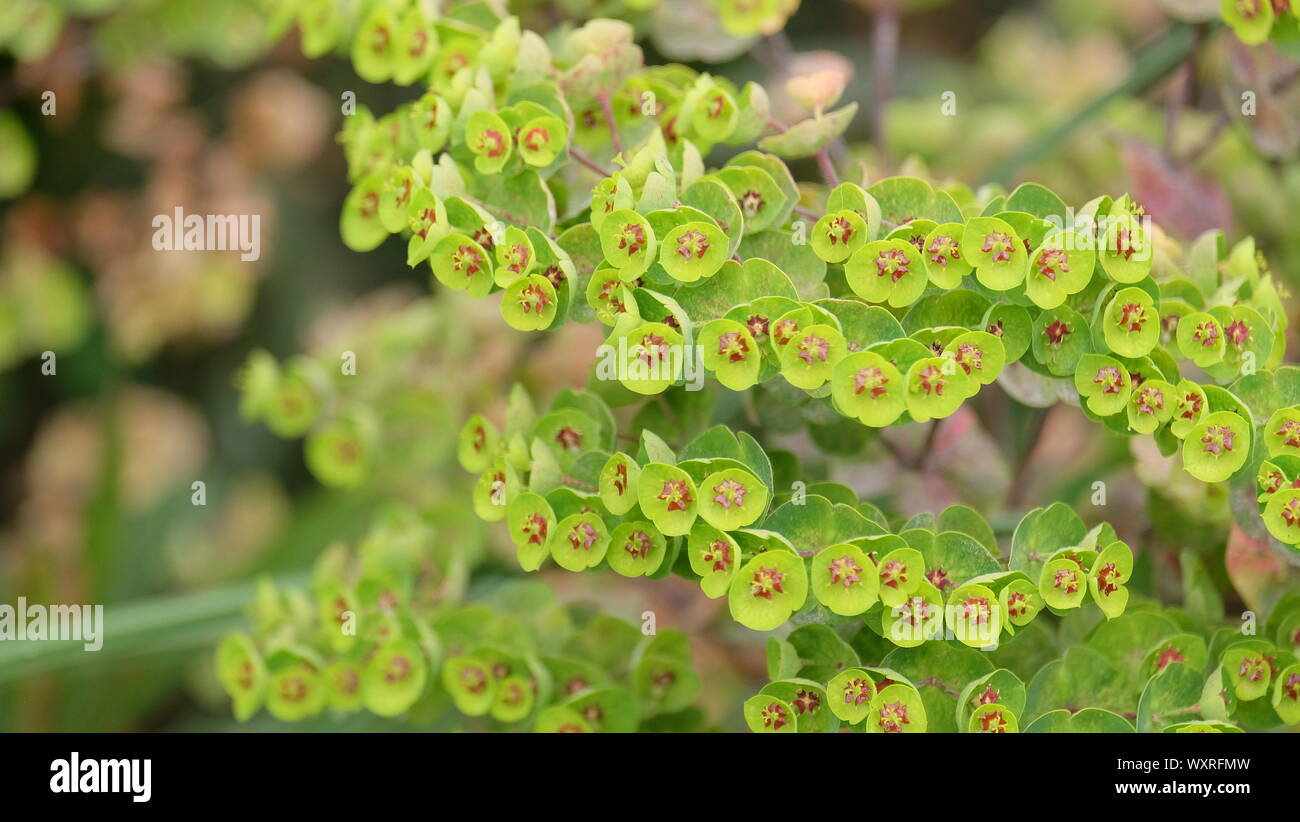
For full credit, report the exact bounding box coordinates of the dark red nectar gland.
[874,248,911,282]
[1279,420,1300,449]
[854,366,889,398]
[827,216,855,246]
[522,513,548,545]
[927,235,960,265]
[1201,424,1236,456]
[476,129,506,159]
[554,426,582,451]
[1194,321,1220,347]
[981,232,1015,263]
[712,478,747,510]
[843,678,873,706]
[703,539,733,573]
[1156,645,1186,671]
[1035,247,1069,280]
[617,222,647,257]
[675,229,710,260]
[1094,562,1122,595]
[453,245,483,278]
[1093,366,1125,395]
[878,701,911,733]
[750,566,786,600]
[797,334,830,365]
[828,555,863,587]
[761,701,789,730]
[566,521,599,551]
[1117,302,1147,332]
[717,331,749,363]
[1043,319,1071,345]
[880,559,908,589]
[657,479,693,512]
[914,365,946,396]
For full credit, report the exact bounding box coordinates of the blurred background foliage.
[1,0,1299,731]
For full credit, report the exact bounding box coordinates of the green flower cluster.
[216,508,705,730]
[322,6,1294,535]
[458,384,1136,636]
[1221,0,1300,46]
[743,583,1300,733]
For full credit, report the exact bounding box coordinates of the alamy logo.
[151,207,261,261]
[593,336,705,391]
[50,753,151,803]
[0,597,103,651]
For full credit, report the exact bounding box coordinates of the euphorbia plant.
[203,0,1300,733]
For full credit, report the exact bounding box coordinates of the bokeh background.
[2,0,1299,731]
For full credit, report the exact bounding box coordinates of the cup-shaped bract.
[1170,379,1208,439]
[699,467,768,530]
[1031,304,1088,376]
[921,222,973,289]
[1221,0,1275,46]
[534,704,592,733]
[883,580,944,647]
[691,82,740,142]
[698,318,762,391]
[1025,228,1094,309]
[305,417,372,488]
[472,461,515,521]
[494,226,536,286]
[969,703,1018,733]
[518,115,568,167]
[266,661,328,721]
[549,512,610,571]
[326,661,364,713]
[465,110,514,174]
[812,209,869,264]
[340,178,388,253]
[778,323,846,390]
[826,668,877,724]
[1176,312,1226,368]
[507,492,557,571]
[362,639,428,717]
[687,521,742,598]
[845,239,928,307]
[946,583,1002,648]
[392,6,437,85]
[351,6,396,83]
[599,208,657,278]
[599,452,641,515]
[1088,540,1133,619]
[315,583,360,653]
[1273,663,1300,726]
[1126,378,1176,435]
[1102,286,1159,358]
[961,216,1028,291]
[637,463,699,536]
[999,578,1042,628]
[1039,557,1088,610]
[831,350,906,427]
[216,633,267,722]
[1074,353,1131,416]
[491,674,536,723]
[867,683,927,733]
[1099,205,1152,283]
[501,274,558,331]
[904,356,971,423]
[1262,487,1300,545]
[744,694,797,732]
[1221,645,1273,701]
[606,521,667,577]
[944,330,1005,391]
[811,543,880,616]
[1265,406,1300,459]
[659,221,727,282]
[1182,410,1251,483]
[405,188,449,265]
[379,165,417,234]
[728,549,809,630]
[876,546,925,607]
[616,321,685,394]
[442,656,497,716]
[431,232,494,297]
